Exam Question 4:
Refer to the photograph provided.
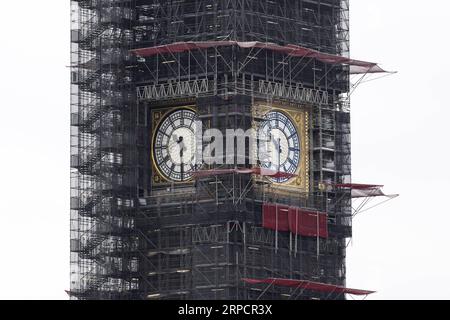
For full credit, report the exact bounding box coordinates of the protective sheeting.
[262,203,328,238]
[193,168,297,179]
[130,41,386,74]
[242,278,375,296]
[289,207,328,238]
[262,203,290,232]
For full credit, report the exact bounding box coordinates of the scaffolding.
[70,0,383,300]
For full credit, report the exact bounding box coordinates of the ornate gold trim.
[252,101,311,193]
[151,105,197,185]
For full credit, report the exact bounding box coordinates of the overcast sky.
[0,1,448,300]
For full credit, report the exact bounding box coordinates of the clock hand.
[269,133,283,167]
[277,137,282,173]
[168,133,183,152]
[167,134,190,166]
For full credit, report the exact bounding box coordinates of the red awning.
[253,168,297,179]
[130,41,386,74]
[193,168,297,179]
[335,183,384,190]
[193,168,249,178]
[243,278,375,296]
[335,184,390,199]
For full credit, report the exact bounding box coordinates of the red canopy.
[131,41,386,74]
[334,183,393,199]
[193,168,251,178]
[253,168,297,179]
[243,278,375,296]
[193,167,297,179]
[335,183,384,190]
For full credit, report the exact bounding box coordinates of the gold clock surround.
[252,101,310,193]
[151,105,197,185]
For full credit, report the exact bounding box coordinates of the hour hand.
[270,134,282,153]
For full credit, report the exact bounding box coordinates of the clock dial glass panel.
[259,111,301,183]
[153,109,198,182]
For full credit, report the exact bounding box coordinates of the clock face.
[259,111,301,183]
[153,109,198,182]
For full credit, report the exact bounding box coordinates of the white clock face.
[259,111,301,183]
[153,109,198,182]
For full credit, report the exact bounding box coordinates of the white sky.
[0,1,448,300]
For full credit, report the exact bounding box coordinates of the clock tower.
[70,0,381,300]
